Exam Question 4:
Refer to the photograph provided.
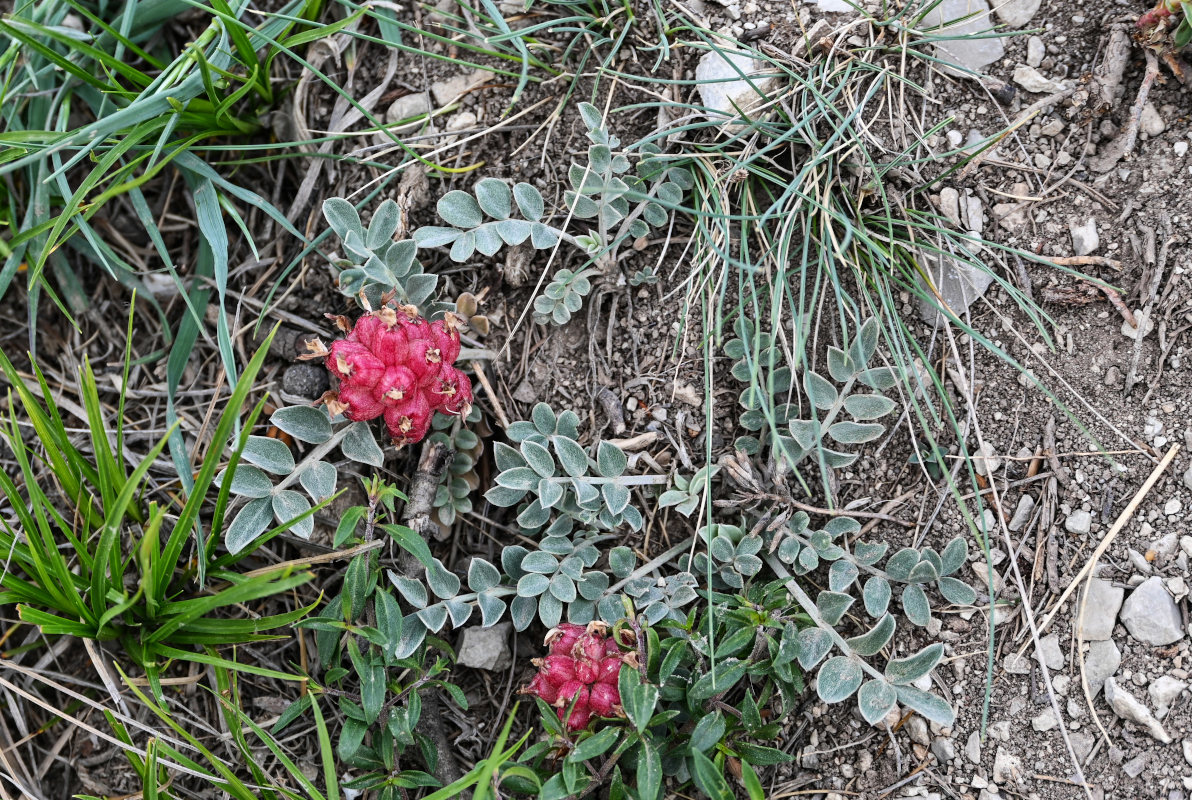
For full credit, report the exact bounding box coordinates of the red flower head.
[305,305,473,445]
[520,621,638,732]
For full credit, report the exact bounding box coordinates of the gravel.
[1120,576,1185,646]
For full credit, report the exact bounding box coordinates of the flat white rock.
[919,0,1005,74]
[1013,65,1066,94]
[1120,576,1185,646]
[695,51,779,123]
[994,0,1042,27]
[1105,677,1172,743]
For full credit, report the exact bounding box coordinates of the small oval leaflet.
[270,405,332,444]
[816,656,863,703]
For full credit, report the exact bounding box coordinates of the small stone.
[1026,36,1045,67]
[1031,708,1059,731]
[1153,532,1180,559]
[385,92,432,125]
[1140,103,1166,136]
[973,442,1001,476]
[992,746,1024,784]
[694,51,779,124]
[1004,652,1032,674]
[1105,677,1173,743]
[1165,498,1183,516]
[921,0,1005,73]
[431,69,494,106]
[282,363,330,400]
[1008,494,1036,531]
[1039,634,1064,671]
[1176,141,1190,158]
[1128,549,1153,576]
[1120,576,1185,646]
[1065,509,1092,536]
[966,730,982,764]
[963,194,985,235]
[907,715,930,746]
[1070,730,1094,762]
[1184,466,1192,492]
[939,187,962,226]
[1039,118,1064,137]
[932,737,956,763]
[1080,580,1124,641]
[916,249,995,325]
[1122,308,1155,340]
[1013,65,1066,94]
[1069,217,1100,256]
[994,0,1041,27]
[1149,675,1187,718]
[1123,753,1148,778]
[1184,739,1192,767]
[455,622,512,671]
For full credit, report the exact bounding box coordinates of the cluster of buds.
[304,304,473,446]
[520,622,639,731]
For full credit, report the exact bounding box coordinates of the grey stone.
[1124,753,1148,778]
[939,187,962,226]
[1120,576,1185,646]
[1065,510,1092,536]
[916,249,995,325]
[919,0,1005,74]
[965,730,982,764]
[1004,652,1032,674]
[1166,498,1183,516]
[907,715,930,746]
[963,194,985,235]
[932,737,956,763]
[1122,308,1155,340]
[1009,494,1036,531]
[456,622,512,671]
[1031,708,1058,731]
[994,0,1041,27]
[1070,218,1100,256]
[1070,729,1094,762]
[1154,532,1180,559]
[1026,36,1046,67]
[385,92,432,125]
[694,50,779,124]
[1184,465,1192,492]
[992,746,1024,784]
[1080,578,1124,640]
[282,363,330,400]
[1105,677,1172,743]
[1013,65,1065,93]
[1150,675,1187,718]
[1085,640,1121,698]
[973,441,1001,476]
[1141,103,1165,136]
[1184,739,1192,767]
[431,69,494,106]
[1128,548,1153,576]
[1039,634,1064,671]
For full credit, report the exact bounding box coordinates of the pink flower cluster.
[307,305,473,446]
[521,622,638,731]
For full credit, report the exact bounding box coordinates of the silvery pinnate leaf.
[797,546,819,573]
[502,545,529,578]
[843,394,896,420]
[467,558,501,593]
[778,536,801,564]
[734,554,762,576]
[609,546,635,578]
[218,465,273,498]
[816,591,854,625]
[894,685,954,726]
[817,657,862,703]
[530,222,559,249]
[513,182,544,221]
[511,594,537,631]
[885,642,944,685]
[857,679,898,725]
[537,592,563,627]
[549,573,577,602]
[938,576,977,605]
[478,592,507,627]
[919,547,943,574]
[517,572,550,597]
[389,573,429,608]
[901,583,931,627]
[242,435,295,475]
[495,219,531,246]
[863,576,892,617]
[323,197,363,240]
[270,405,332,444]
[829,560,859,592]
[496,466,538,491]
[427,558,461,599]
[804,371,837,410]
[940,536,968,575]
[226,497,273,554]
[827,347,856,383]
[521,550,559,574]
[884,548,920,581]
[820,447,859,469]
[828,421,884,445]
[485,485,527,507]
[438,190,483,228]
[299,460,337,503]
[857,366,901,391]
[570,598,596,624]
[907,560,940,583]
[366,199,401,249]
[449,232,476,261]
[521,440,555,477]
[474,178,512,219]
[446,598,473,628]
[847,613,896,656]
[578,571,609,600]
[474,225,503,256]
[340,422,384,467]
[538,478,564,509]
[603,483,630,515]
[415,226,463,248]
